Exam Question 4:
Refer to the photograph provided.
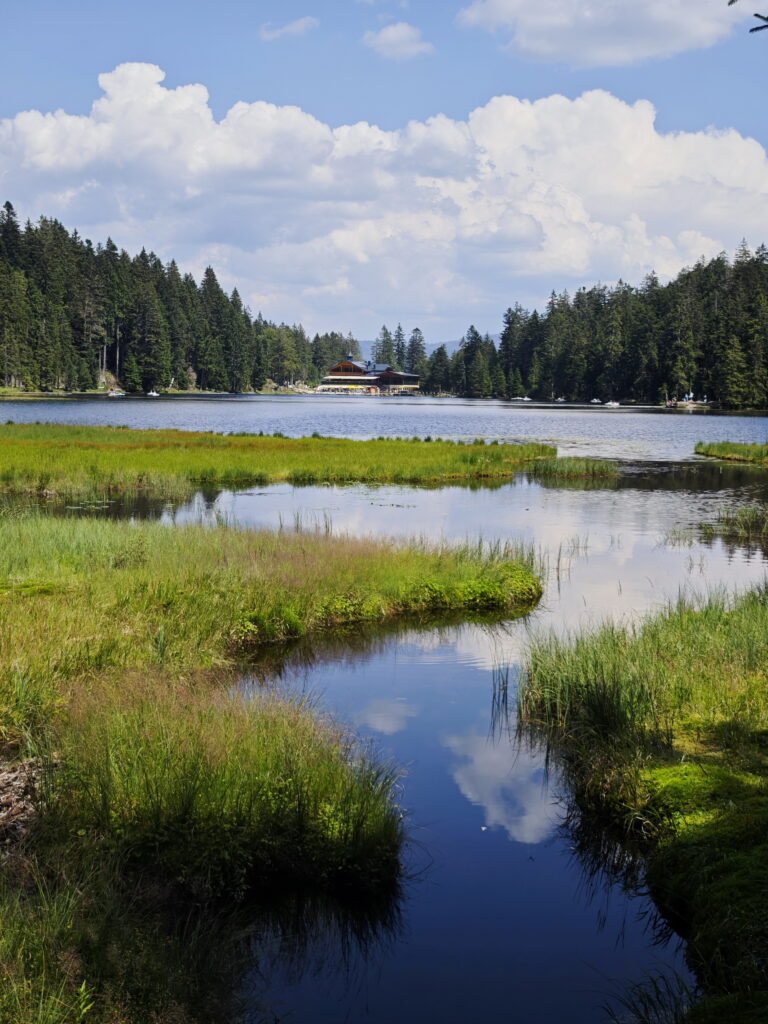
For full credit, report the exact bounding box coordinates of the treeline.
[425,242,768,407]
[0,202,360,392]
[2,201,767,407]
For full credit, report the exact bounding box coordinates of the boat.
[590,398,602,404]
[107,389,125,398]
[555,397,566,403]
[147,390,160,397]
[605,401,620,408]
[522,396,532,402]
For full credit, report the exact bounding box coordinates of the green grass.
[0,423,560,496]
[695,441,768,465]
[525,456,618,480]
[521,589,768,1021]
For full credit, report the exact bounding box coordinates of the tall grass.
[695,441,768,464]
[525,456,618,481]
[520,588,768,1018]
[0,423,558,496]
[43,676,404,895]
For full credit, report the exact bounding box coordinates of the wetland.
[2,396,768,1022]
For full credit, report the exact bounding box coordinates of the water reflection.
[444,731,557,845]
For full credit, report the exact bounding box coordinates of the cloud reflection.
[356,697,418,735]
[444,732,559,844]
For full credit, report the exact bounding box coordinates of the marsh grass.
[525,456,618,481]
[41,675,404,895]
[695,441,768,465]
[0,514,540,748]
[699,505,768,544]
[521,589,768,1018]
[0,423,559,497]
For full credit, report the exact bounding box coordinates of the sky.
[1,0,766,342]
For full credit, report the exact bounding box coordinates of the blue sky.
[1,0,766,341]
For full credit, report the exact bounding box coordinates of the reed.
[520,589,768,1018]
[0,423,558,496]
[525,456,618,480]
[699,505,768,543]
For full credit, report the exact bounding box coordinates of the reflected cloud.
[356,697,418,735]
[444,732,559,844]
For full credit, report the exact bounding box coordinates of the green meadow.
[521,591,768,1022]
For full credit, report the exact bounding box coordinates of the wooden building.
[317,358,420,394]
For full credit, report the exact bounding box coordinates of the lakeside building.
[317,358,420,394]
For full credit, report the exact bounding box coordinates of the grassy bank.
[521,591,768,1021]
[696,441,768,465]
[0,423,563,496]
[0,514,540,748]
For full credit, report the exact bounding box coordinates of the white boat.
[147,390,160,397]
[555,397,566,403]
[590,398,602,404]
[107,389,125,398]
[605,401,620,408]
[522,396,532,402]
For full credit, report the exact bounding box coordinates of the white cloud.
[260,16,319,42]
[2,63,767,338]
[457,0,750,67]
[362,22,434,60]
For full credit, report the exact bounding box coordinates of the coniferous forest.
[1,200,767,408]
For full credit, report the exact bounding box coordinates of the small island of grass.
[0,422,617,499]
[696,441,768,465]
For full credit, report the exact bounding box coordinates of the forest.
[1,200,767,407]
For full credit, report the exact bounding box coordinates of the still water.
[10,398,768,1021]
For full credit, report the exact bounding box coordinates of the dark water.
[3,393,768,459]
[11,399,768,1021]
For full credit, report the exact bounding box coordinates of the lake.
[6,396,768,1021]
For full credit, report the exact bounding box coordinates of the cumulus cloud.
[457,0,749,67]
[362,22,434,60]
[2,63,767,337]
[259,16,319,42]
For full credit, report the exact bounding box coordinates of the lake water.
[8,397,768,1021]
